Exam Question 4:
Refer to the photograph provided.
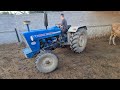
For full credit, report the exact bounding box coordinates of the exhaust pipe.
[44,11,48,29]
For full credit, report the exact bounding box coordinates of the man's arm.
[57,19,64,26]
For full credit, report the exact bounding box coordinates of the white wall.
[0,11,120,44]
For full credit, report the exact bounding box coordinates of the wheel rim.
[42,57,53,67]
[78,34,86,47]
[36,53,58,73]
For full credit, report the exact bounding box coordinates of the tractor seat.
[67,25,71,30]
[64,25,71,34]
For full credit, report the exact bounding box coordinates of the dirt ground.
[0,36,120,79]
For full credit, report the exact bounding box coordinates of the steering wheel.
[55,24,61,28]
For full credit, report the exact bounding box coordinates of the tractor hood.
[21,26,61,43]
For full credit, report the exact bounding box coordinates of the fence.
[87,25,111,38]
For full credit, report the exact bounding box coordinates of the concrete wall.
[1,11,120,44]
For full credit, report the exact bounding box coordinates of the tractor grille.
[20,34,29,48]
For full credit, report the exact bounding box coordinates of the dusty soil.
[0,36,120,79]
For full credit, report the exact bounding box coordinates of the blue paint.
[21,26,62,58]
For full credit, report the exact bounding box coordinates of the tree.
[0,11,29,15]
[1,12,10,15]
[29,11,44,14]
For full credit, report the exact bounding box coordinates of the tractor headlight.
[30,36,34,41]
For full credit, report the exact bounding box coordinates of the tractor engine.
[39,36,60,50]
[21,26,62,58]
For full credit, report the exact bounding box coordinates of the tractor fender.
[68,26,87,33]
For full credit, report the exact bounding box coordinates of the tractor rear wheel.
[35,51,58,73]
[70,28,87,53]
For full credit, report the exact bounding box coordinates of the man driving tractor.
[57,13,68,34]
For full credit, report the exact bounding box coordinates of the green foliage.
[1,12,11,15]
[29,11,44,13]
[29,11,62,14]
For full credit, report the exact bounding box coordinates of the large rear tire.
[35,51,58,73]
[70,28,87,53]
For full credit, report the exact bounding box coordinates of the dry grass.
[0,36,120,79]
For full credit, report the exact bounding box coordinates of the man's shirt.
[61,19,68,31]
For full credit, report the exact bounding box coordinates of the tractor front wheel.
[35,51,58,73]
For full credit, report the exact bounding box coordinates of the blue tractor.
[21,12,87,73]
